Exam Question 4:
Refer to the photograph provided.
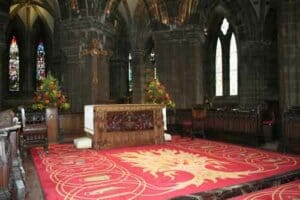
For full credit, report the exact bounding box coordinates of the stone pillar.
[238,40,277,108]
[190,36,204,104]
[81,38,111,104]
[0,4,9,109]
[278,0,300,109]
[131,50,145,104]
[98,54,111,102]
[59,18,115,112]
[153,28,204,108]
[109,57,128,101]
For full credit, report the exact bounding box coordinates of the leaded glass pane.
[215,38,223,96]
[9,36,20,92]
[230,34,238,96]
[36,41,46,89]
[221,18,229,35]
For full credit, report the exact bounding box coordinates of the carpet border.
[171,169,300,199]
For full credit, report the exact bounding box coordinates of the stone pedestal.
[46,108,58,143]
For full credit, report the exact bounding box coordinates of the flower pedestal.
[46,107,58,143]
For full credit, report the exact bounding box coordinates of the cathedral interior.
[0,0,300,199]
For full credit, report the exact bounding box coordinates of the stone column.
[109,57,128,101]
[189,36,204,104]
[153,28,204,108]
[278,0,300,109]
[239,40,276,108]
[59,18,115,112]
[131,49,145,104]
[81,38,111,104]
[0,4,9,109]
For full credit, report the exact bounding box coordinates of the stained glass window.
[36,41,46,89]
[215,38,223,96]
[9,36,20,92]
[230,33,238,95]
[128,53,133,92]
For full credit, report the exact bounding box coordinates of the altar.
[84,104,165,149]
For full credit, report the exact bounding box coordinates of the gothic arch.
[1,1,59,107]
[202,0,259,104]
[204,0,258,43]
[9,0,61,34]
[3,17,26,96]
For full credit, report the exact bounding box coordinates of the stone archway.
[0,0,61,108]
[202,0,272,108]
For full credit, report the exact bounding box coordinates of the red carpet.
[230,179,300,200]
[31,137,300,200]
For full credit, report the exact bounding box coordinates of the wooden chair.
[18,107,48,157]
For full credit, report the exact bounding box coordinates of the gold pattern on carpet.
[84,175,110,182]
[116,148,250,190]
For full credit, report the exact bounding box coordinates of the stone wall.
[203,1,279,110]
[238,41,275,107]
[153,28,204,108]
[278,0,300,109]
[0,3,9,110]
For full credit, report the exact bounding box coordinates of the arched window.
[230,33,238,95]
[128,53,133,92]
[36,41,46,89]
[214,17,238,97]
[9,36,20,92]
[215,38,223,96]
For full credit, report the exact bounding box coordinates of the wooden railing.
[0,109,25,200]
[206,109,261,134]
[173,108,263,145]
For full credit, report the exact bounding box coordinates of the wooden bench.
[0,109,25,200]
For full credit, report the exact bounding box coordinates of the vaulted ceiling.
[9,0,60,33]
[7,0,204,33]
[115,0,200,27]
[6,0,271,43]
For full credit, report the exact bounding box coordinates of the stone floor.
[23,155,44,200]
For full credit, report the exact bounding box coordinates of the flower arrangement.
[32,73,70,110]
[144,78,175,108]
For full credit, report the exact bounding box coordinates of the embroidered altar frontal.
[84,104,165,149]
[31,137,300,200]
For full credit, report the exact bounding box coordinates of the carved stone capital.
[60,17,115,36]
